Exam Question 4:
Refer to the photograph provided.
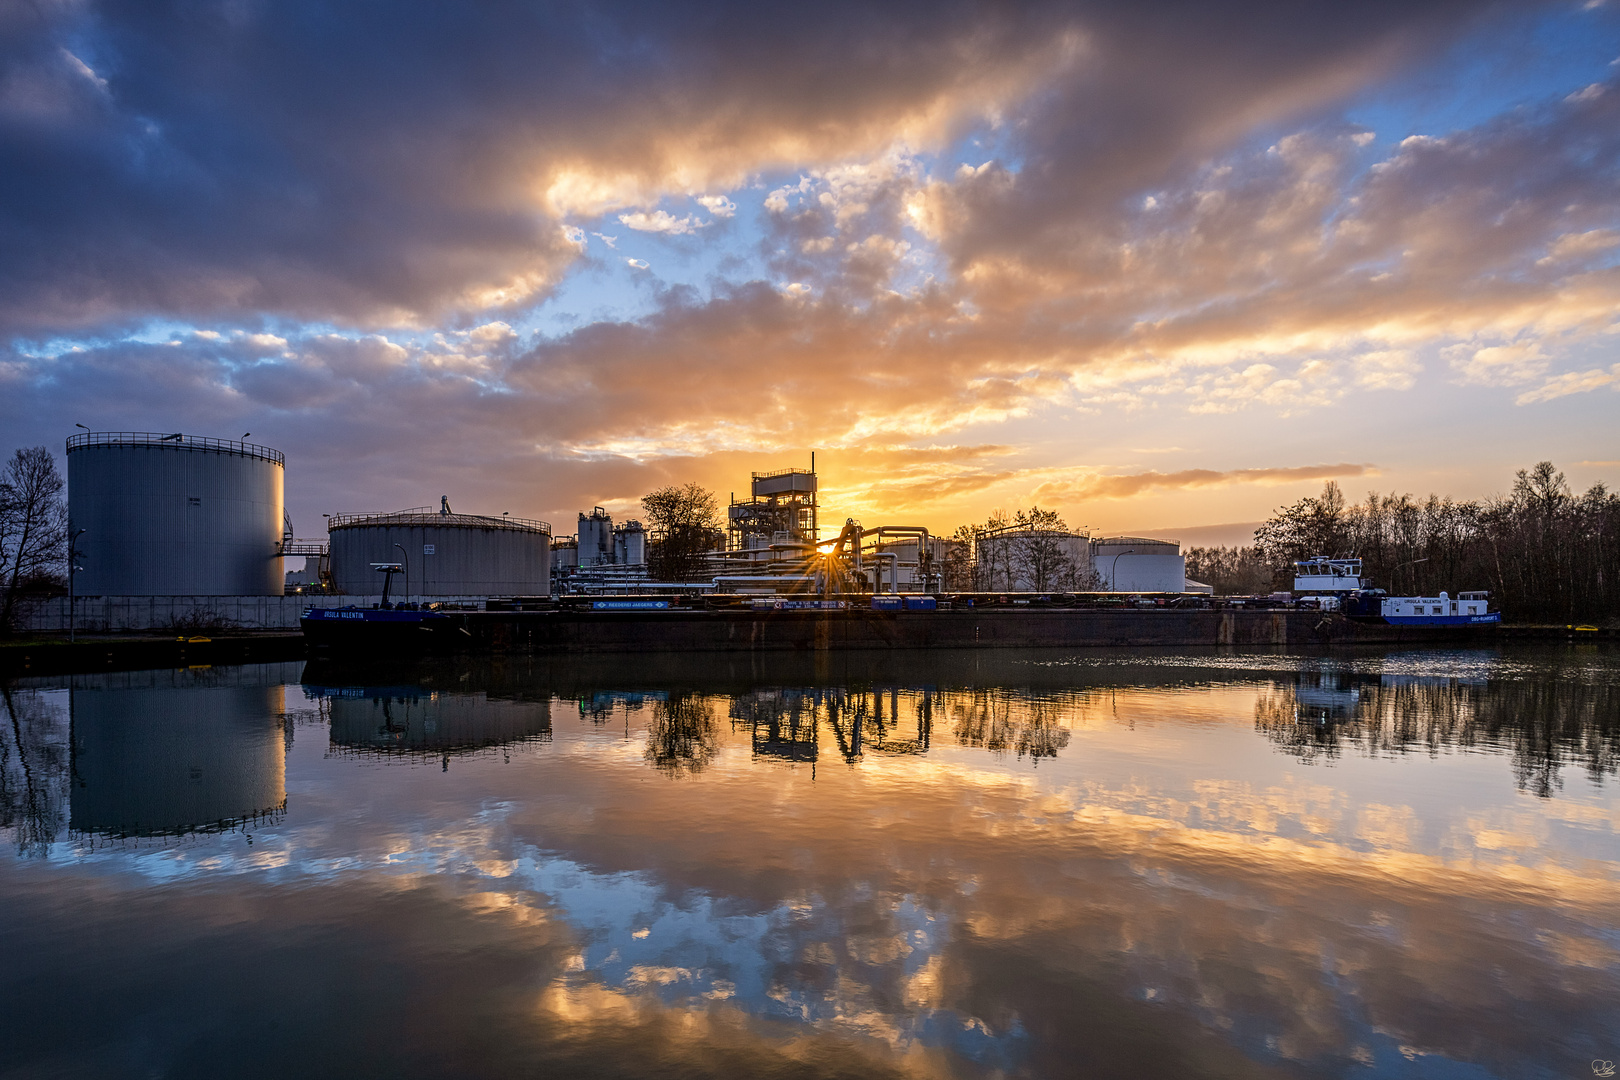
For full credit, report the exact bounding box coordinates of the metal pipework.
[867,551,899,594]
[855,526,931,591]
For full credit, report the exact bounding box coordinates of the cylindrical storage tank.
[328,509,552,596]
[67,432,285,596]
[1091,538,1185,592]
[614,522,646,566]
[577,508,612,566]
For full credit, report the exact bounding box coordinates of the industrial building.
[728,467,819,551]
[327,499,551,596]
[573,506,647,568]
[58,427,1194,617]
[551,506,651,592]
[67,431,286,596]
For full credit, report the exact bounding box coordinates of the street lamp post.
[1108,549,1136,592]
[67,528,86,643]
[393,543,410,608]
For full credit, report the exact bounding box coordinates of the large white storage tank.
[1091,537,1185,592]
[328,506,552,596]
[67,432,286,596]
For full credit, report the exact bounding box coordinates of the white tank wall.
[330,523,551,596]
[1092,542,1185,592]
[68,441,285,596]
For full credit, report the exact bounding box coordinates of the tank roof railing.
[327,509,552,535]
[979,524,1092,541]
[1091,536,1179,549]
[66,431,284,466]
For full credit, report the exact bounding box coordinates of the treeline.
[1187,462,1620,622]
[1182,545,1272,595]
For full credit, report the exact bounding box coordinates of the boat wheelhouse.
[1292,557,1364,593]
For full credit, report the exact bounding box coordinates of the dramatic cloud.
[2,0,1617,533]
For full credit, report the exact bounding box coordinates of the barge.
[1291,557,1503,628]
[300,592,1497,656]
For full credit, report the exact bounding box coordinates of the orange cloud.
[1032,463,1377,502]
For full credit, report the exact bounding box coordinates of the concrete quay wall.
[460,608,1439,653]
[16,595,480,633]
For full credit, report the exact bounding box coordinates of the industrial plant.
[56,430,1191,608]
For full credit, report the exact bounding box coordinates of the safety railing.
[327,510,551,535]
[66,431,284,466]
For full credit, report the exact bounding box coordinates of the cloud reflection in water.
[0,646,1616,1078]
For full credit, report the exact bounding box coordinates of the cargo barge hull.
[302,606,1492,655]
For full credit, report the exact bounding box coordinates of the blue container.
[870,595,904,610]
[904,596,937,611]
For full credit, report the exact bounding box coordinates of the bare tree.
[0,447,67,633]
[641,483,721,582]
[1184,545,1272,594]
[1011,506,1081,592]
[941,529,976,590]
[972,509,1013,589]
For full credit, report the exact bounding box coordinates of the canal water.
[1,646,1616,1079]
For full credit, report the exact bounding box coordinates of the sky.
[2,0,1619,545]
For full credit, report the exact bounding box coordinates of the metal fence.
[327,509,552,534]
[66,431,285,466]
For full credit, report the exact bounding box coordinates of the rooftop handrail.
[327,509,551,534]
[751,467,816,480]
[66,430,284,466]
[1091,535,1178,547]
[980,523,1092,540]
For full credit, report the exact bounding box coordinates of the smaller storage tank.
[577,507,613,566]
[613,520,646,566]
[1091,537,1185,593]
[328,503,551,596]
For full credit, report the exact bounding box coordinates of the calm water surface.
[2,646,1617,1079]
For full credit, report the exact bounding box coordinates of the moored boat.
[1341,590,1501,627]
[299,559,460,652]
[1293,556,1502,627]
